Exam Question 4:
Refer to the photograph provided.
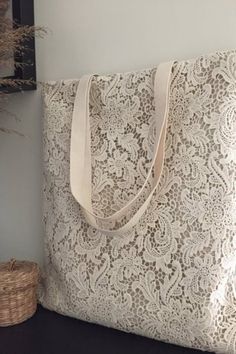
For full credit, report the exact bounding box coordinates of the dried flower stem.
[0,0,46,133]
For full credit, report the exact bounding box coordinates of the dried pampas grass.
[0,0,46,134]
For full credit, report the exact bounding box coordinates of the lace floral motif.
[40,51,236,353]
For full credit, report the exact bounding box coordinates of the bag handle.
[70,61,174,236]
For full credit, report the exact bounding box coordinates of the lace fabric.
[40,50,236,353]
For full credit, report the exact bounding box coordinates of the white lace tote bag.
[40,50,236,353]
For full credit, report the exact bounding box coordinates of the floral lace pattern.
[40,50,236,353]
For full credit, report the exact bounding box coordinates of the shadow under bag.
[40,50,236,353]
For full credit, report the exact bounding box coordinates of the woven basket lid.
[0,260,39,294]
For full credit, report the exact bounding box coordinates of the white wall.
[1,0,236,265]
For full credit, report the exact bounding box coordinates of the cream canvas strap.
[70,61,174,236]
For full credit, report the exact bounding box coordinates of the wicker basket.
[0,259,39,327]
